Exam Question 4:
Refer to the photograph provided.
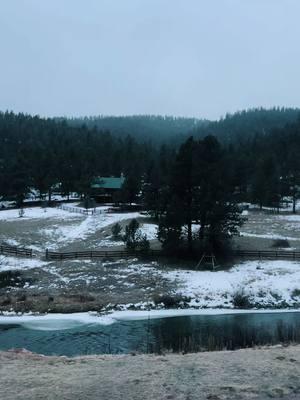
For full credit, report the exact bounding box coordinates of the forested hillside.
[1,108,300,218]
[2,109,300,254]
[62,108,300,144]
[0,112,161,204]
[192,107,300,143]
[60,115,206,144]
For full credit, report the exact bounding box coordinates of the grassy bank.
[1,345,300,399]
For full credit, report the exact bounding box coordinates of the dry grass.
[1,345,300,400]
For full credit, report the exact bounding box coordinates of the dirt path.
[1,345,300,400]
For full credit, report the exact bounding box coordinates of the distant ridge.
[57,115,208,143]
[191,107,300,143]
[58,108,300,144]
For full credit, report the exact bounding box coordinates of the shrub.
[153,294,190,308]
[0,271,23,289]
[1,297,11,306]
[272,239,290,248]
[78,294,95,303]
[17,293,27,302]
[111,223,122,239]
[232,289,252,309]
[270,291,282,301]
[83,196,96,210]
[292,288,300,298]
[123,219,150,251]
[123,219,140,250]
[139,234,150,252]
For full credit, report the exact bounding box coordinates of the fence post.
[45,249,48,260]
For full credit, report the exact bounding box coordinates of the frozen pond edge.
[1,308,300,331]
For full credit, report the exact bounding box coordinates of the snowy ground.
[2,205,300,252]
[240,212,300,241]
[0,205,154,252]
[1,206,300,313]
[163,260,300,308]
[1,254,300,312]
[0,205,82,221]
[233,210,300,250]
[0,193,80,208]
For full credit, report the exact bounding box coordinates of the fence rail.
[0,244,33,258]
[57,205,104,216]
[45,249,161,260]
[234,249,300,260]
[45,248,300,261]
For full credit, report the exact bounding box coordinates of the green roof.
[91,176,125,190]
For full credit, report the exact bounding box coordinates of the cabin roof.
[91,176,125,190]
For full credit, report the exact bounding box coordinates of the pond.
[0,311,300,356]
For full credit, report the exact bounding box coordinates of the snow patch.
[0,256,48,272]
[240,232,298,241]
[162,260,300,308]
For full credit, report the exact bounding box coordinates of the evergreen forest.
[1,107,300,254]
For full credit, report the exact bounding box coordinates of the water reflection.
[0,312,300,356]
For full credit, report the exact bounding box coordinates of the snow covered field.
[0,205,153,251]
[38,211,147,250]
[164,260,300,308]
[0,206,81,221]
[239,212,300,242]
[1,205,300,252]
[1,253,300,311]
[0,256,48,272]
[1,207,300,313]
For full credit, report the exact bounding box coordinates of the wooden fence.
[57,205,104,216]
[45,248,300,261]
[0,244,33,258]
[45,249,161,261]
[234,249,300,260]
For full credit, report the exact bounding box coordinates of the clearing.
[1,206,300,312]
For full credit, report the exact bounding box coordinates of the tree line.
[1,109,300,255]
[0,112,156,205]
[63,107,300,144]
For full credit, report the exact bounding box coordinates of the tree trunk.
[187,193,193,252]
[293,195,296,214]
[187,220,192,251]
[199,213,206,241]
[48,188,52,204]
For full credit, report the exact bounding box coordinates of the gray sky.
[1,0,300,120]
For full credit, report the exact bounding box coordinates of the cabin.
[91,176,125,203]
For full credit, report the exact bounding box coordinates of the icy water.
[1,312,300,356]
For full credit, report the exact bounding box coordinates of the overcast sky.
[0,0,300,120]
